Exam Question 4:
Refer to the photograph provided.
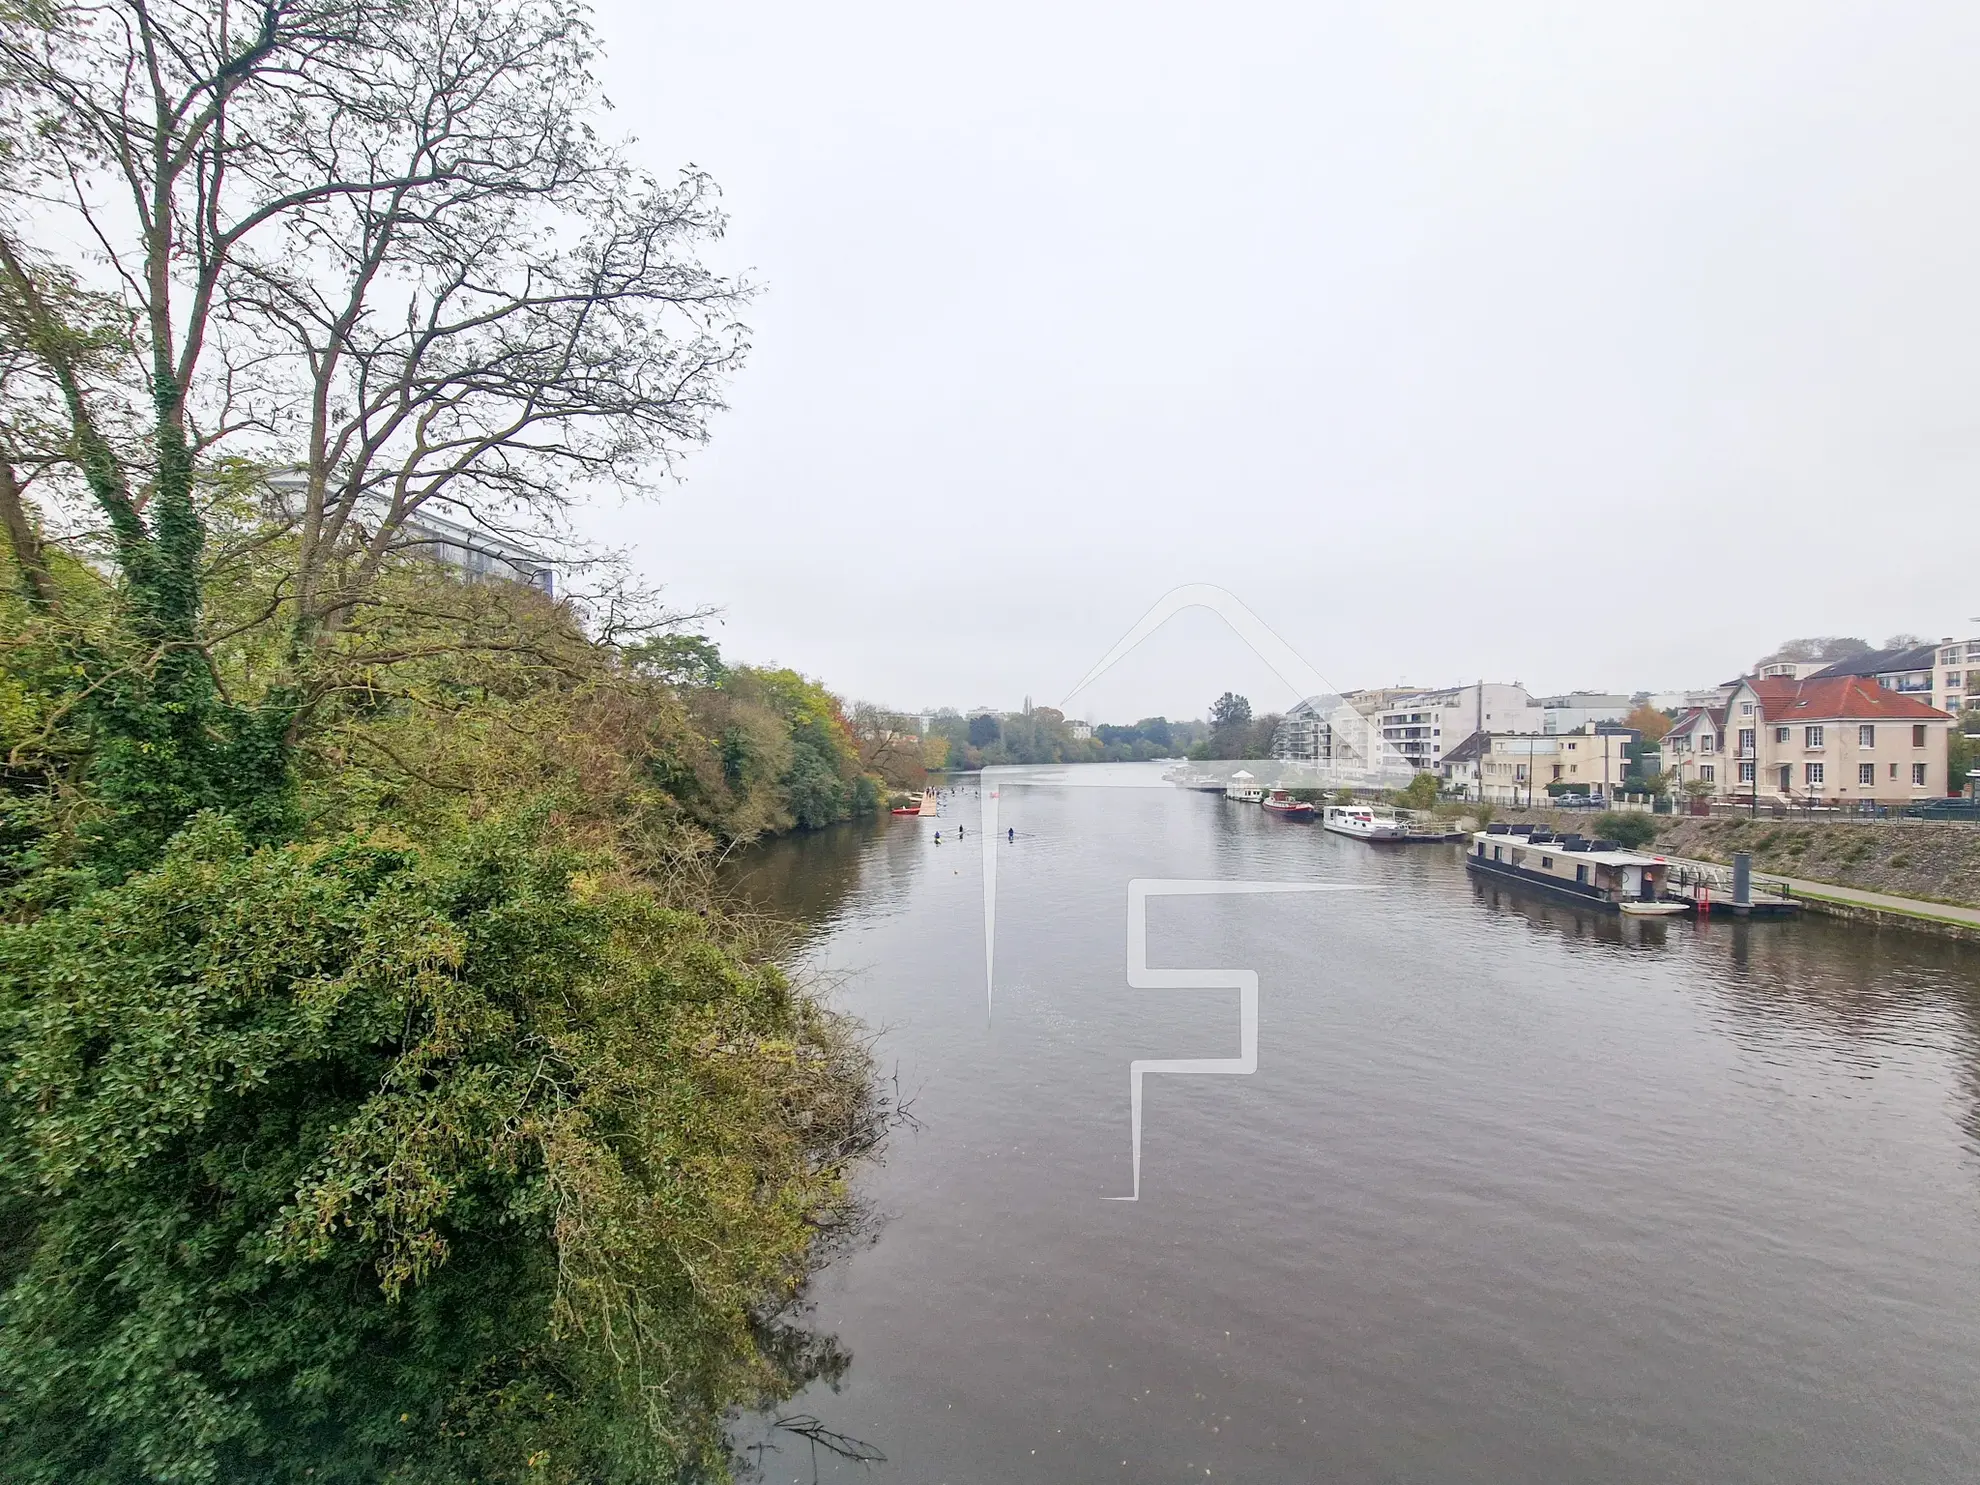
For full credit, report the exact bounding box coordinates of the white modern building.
[1367,683,1538,774]
[1537,692,1630,734]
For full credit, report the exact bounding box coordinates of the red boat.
[891,789,938,817]
[1261,788,1316,819]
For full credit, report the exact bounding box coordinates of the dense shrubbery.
[0,538,889,1483]
[1,811,874,1484]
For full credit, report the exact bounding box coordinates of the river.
[724,765,1980,1483]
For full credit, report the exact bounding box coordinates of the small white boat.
[1323,804,1408,840]
[1619,900,1689,917]
[1224,769,1264,803]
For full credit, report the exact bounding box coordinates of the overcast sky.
[585,1,1980,721]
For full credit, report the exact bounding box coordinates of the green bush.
[1593,811,1658,849]
[0,811,874,1484]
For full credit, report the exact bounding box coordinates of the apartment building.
[1274,694,1363,764]
[1537,692,1630,734]
[1806,637,1980,717]
[1363,683,1537,774]
[1660,675,1950,805]
[1931,637,1980,716]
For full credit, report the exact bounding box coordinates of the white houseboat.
[1322,804,1408,840]
[1466,824,1684,914]
[1224,770,1265,803]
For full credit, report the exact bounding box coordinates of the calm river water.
[725,765,1980,1484]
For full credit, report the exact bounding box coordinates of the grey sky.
[587,1,1980,721]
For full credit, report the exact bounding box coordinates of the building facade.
[1932,638,1980,717]
[1660,675,1950,805]
[1448,726,1633,804]
[1366,683,1537,775]
[1806,638,1980,717]
[1537,692,1631,734]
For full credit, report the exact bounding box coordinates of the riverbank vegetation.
[0,3,890,1480]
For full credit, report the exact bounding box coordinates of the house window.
[1805,762,1825,786]
[1738,728,1755,754]
[1805,726,1824,748]
[1891,763,1899,780]
[1739,761,1756,783]
[1700,765,1715,782]
[1775,726,1791,744]
[1859,763,1875,786]
[1914,763,1928,786]
[1701,734,1715,752]
[1740,702,1755,716]
[1914,724,1928,747]
[1859,724,1875,747]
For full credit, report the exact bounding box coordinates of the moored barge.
[1466,823,1687,915]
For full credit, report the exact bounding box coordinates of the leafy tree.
[1623,704,1672,742]
[627,633,730,688]
[1395,772,1441,810]
[1210,692,1253,730]
[968,713,1001,748]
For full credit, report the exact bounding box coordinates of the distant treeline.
[922,709,1207,769]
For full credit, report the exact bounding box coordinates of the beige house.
[1465,726,1634,805]
[1660,675,1949,806]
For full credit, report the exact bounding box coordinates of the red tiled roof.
[1747,675,1948,722]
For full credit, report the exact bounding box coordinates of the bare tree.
[0,0,749,654]
[0,0,752,866]
[847,703,926,788]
